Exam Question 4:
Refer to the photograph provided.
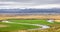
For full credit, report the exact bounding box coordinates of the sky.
[0,0,60,9]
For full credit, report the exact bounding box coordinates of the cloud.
[0,0,60,9]
[0,0,60,4]
[0,4,60,9]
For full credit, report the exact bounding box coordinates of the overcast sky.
[0,0,60,9]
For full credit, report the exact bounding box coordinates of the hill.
[0,8,60,13]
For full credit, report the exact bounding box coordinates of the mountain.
[0,8,60,13]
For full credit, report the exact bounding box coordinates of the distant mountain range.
[0,8,60,13]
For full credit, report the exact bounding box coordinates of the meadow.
[0,19,60,32]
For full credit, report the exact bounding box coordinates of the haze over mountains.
[0,8,60,13]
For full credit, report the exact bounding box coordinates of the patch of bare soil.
[55,20,60,22]
[0,24,8,27]
[1,15,60,20]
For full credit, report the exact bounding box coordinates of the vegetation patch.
[8,19,53,25]
[0,19,60,32]
[0,22,40,31]
[0,24,8,28]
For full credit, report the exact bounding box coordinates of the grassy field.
[8,19,53,25]
[0,19,60,32]
[0,22,40,31]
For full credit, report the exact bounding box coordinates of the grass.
[8,19,53,25]
[28,24,60,32]
[0,22,40,31]
[0,19,60,32]
[28,21,60,32]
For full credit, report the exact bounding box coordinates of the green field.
[0,19,60,32]
[0,22,40,31]
[8,19,53,25]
